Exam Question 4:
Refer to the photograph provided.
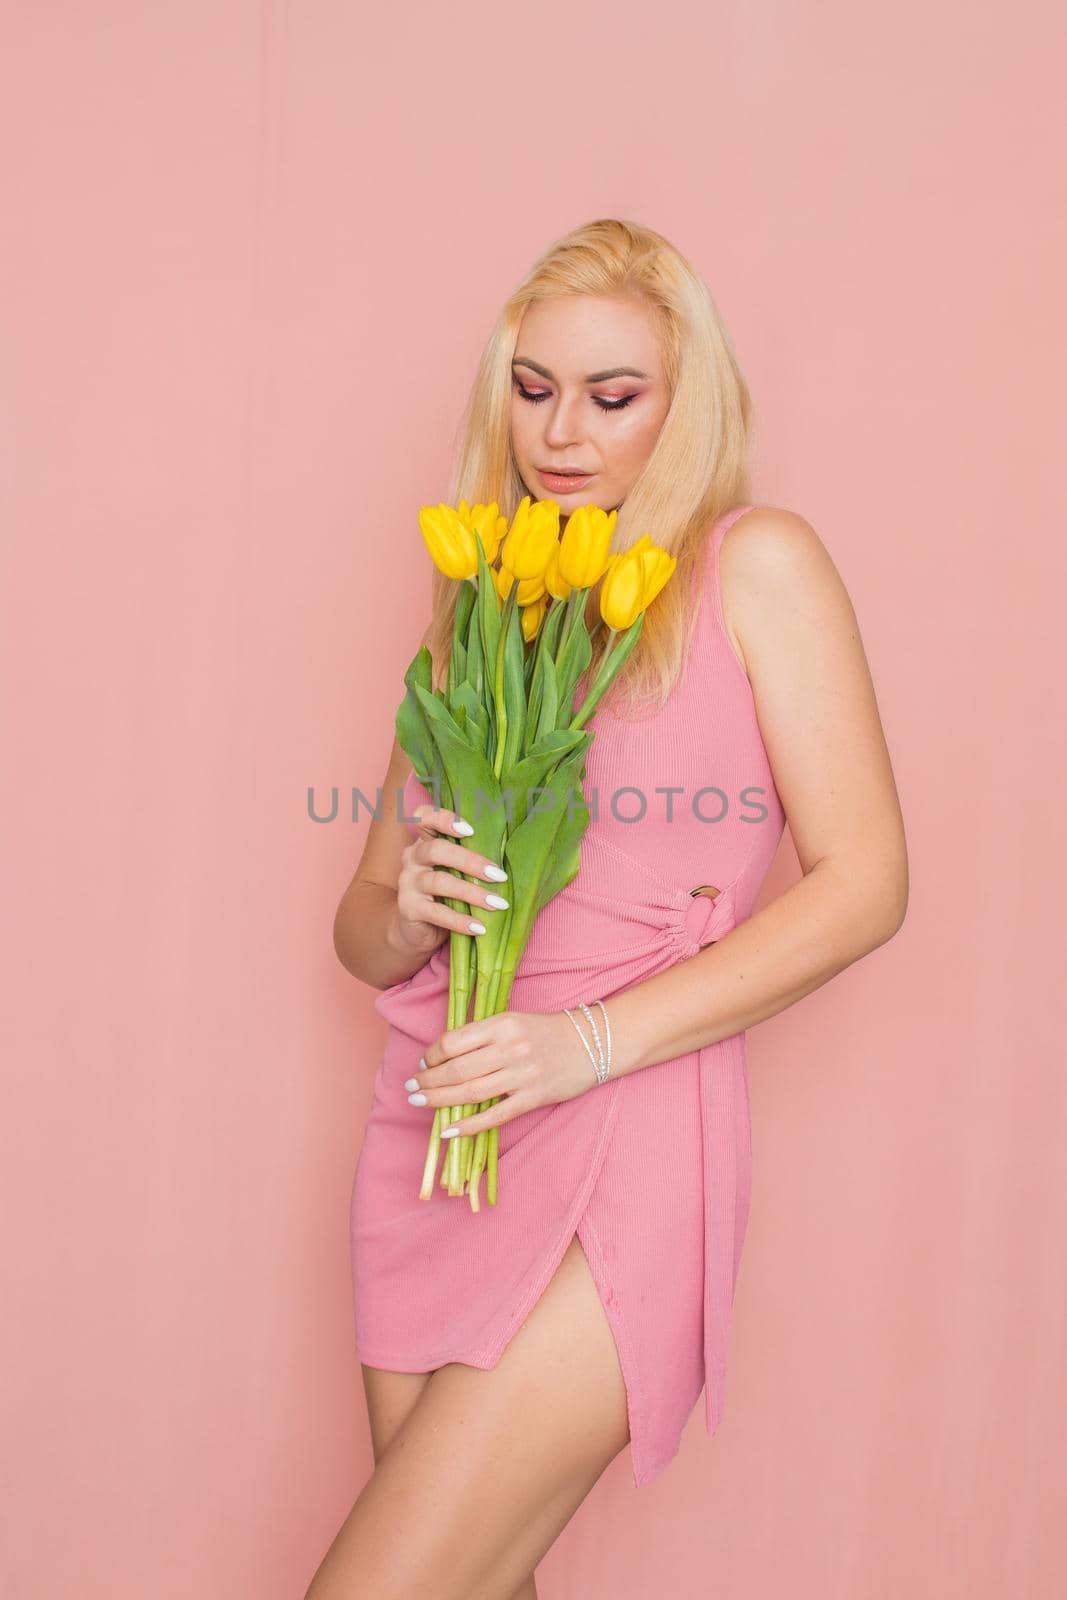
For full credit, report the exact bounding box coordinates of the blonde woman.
[308,218,908,1599]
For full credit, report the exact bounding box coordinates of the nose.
[542,391,585,450]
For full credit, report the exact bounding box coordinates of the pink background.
[3,3,1063,1595]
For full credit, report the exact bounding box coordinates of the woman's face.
[510,293,671,523]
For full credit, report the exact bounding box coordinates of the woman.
[308,218,908,1598]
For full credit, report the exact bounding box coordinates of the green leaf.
[474,537,501,730]
[534,750,592,902]
[454,580,476,643]
[531,651,561,746]
[463,599,485,700]
[394,645,435,782]
[571,613,644,727]
[499,744,592,945]
[550,597,594,718]
[499,599,527,771]
[412,682,508,846]
[451,680,488,748]
[501,728,589,824]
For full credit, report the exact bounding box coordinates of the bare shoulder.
[718,505,856,677]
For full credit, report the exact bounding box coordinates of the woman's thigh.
[305,1229,630,1600]
[360,1365,433,1463]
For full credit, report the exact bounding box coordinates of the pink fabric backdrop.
[2,2,1063,1595]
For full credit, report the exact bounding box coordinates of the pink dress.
[349,503,787,1488]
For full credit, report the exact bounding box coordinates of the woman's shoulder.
[719,503,829,569]
[717,504,846,676]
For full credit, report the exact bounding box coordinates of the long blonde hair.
[428,217,754,718]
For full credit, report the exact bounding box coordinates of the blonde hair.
[428,217,754,718]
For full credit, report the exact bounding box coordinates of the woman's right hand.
[390,804,510,955]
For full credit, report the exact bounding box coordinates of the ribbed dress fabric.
[349,503,786,1487]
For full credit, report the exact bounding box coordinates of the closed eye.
[513,379,636,412]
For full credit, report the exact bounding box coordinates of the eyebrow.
[512,357,651,383]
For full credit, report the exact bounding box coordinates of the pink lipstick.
[537,468,595,493]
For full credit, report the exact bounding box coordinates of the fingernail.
[484,863,508,881]
[407,1092,427,1106]
[468,920,486,934]
[403,1077,419,1091]
[484,893,509,909]
[451,817,474,836]
[441,1126,458,1138]
[418,1057,426,1069]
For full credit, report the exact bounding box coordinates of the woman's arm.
[607,506,908,1074]
[332,733,442,989]
[334,624,512,989]
[333,623,445,990]
[410,509,909,1129]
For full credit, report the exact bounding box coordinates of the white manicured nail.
[484,863,508,881]
[451,817,474,836]
[485,893,509,909]
[468,919,486,934]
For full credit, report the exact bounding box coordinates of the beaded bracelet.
[562,998,613,1086]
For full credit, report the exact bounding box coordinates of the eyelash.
[513,380,636,412]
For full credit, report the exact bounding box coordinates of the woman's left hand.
[403,1009,604,1139]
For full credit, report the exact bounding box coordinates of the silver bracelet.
[563,1007,602,1085]
[590,998,612,1078]
[563,999,613,1086]
[578,1001,606,1081]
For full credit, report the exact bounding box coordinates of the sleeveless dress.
[349,503,787,1488]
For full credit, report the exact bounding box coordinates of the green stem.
[464,952,521,1209]
[569,627,620,728]
[527,590,564,690]
[418,1107,444,1200]
[492,584,518,781]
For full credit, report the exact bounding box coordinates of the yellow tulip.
[599,539,678,630]
[598,548,644,630]
[457,500,504,566]
[495,564,545,607]
[521,595,548,642]
[418,503,479,581]
[543,543,573,601]
[636,544,677,608]
[557,502,618,589]
[500,495,561,580]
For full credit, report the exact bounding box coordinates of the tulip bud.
[557,503,617,589]
[458,501,504,566]
[521,595,548,642]
[418,503,479,581]
[543,544,573,601]
[599,538,677,630]
[500,496,562,580]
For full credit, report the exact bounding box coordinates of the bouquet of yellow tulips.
[396,494,676,1209]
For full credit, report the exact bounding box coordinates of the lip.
[537,468,595,489]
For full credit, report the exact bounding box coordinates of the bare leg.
[360,1366,433,1465]
[363,1366,537,1596]
[304,1229,628,1599]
